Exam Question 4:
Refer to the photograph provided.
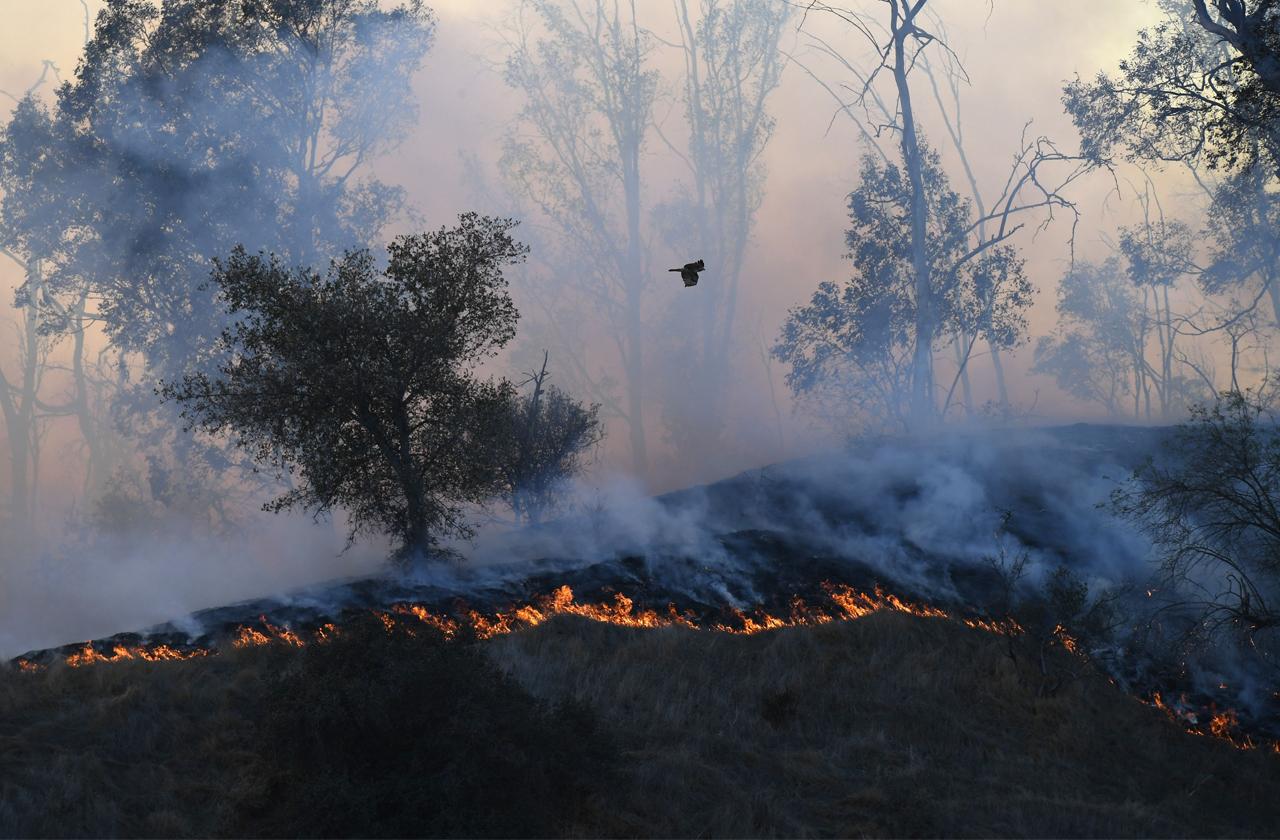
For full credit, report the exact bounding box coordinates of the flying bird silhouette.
[669,259,705,287]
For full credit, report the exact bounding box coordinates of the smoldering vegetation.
[4,0,1280,836]
[3,612,1280,838]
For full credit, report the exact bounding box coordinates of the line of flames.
[13,582,1010,670]
[11,581,1275,756]
[1148,690,1280,755]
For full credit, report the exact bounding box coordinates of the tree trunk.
[890,1,935,427]
[623,139,648,477]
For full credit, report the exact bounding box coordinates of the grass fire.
[8,0,1280,836]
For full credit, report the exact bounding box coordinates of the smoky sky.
[0,0,1172,483]
[0,0,1239,655]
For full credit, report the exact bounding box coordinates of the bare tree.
[652,0,791,458]
[502,351,603,525]
[1114,383,1280,671]
[502,0,658,476]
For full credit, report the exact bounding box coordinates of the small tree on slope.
[161,213,526,561]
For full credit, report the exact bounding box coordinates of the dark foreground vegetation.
[2,612,1278,838]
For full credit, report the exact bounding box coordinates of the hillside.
[2,610,1279,838]
[4,424,1279,837]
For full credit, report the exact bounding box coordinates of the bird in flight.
[669,259,705,288]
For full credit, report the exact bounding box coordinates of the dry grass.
[0,645,278,837]
[1,611,1277,837]
[487,612,1280,838]
[0,617,605,838]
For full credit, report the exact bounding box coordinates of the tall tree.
[773,150,1032,433]
[792,1,1083,427]
[502,0,657,477]
[653,0,790,459]
[0,0,435,523]
[0,58,79,528]
[1065,0,1280,174]
[1064,2,1280,390]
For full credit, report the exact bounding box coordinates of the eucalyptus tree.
[0,0,435,520]
[501,0,658,476]
[1065,1,1280,388]
[1066,0,1280,175]
[0,57,78,527]
[1034,259,1153,419]
[773,149,1032,433]
[785,1,1084,429]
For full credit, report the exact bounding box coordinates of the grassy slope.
[1,612,1278,838]
[492,614,1280,838]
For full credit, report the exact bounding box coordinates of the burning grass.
[14,580,1271,754]
[487,613,1280,838]
[1,606,1279,837]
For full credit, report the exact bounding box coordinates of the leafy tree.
[0,0,434,524]
[1064,0,1280,174]
[1063,3,1280,392]
[1200,163,1280,330]
[773,149,1032,433]
[790,2,1081,429]
[1034,260,1145,417]
[161,214,525,560]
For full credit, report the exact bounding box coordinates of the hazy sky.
[0,0,1193,655]
[0,0,1173,484]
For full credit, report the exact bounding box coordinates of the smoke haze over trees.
[7,0,1280,666]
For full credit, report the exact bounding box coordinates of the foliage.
[500,0,659,473]
[773,149,1031,433]
[1063,1,1280,173]
[1034,260,1146,416]
[161,214,526,559]
[502,357,602,525]
[5,0,434,375]
[1034,256,1205,419]
[0,0,436,529]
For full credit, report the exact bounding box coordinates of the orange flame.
[1146,692,1280,754]
[64,642,209,667]
[51,580,1017,667]
[232,615,304,649]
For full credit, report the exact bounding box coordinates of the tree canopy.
[161,214,526,558]
[1065,0,1280,173]
[773,149,1031,432]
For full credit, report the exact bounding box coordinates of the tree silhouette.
[774,150,1032,433]
[501,0,657,476]
[162,214,525,560]
[0,0,435,533]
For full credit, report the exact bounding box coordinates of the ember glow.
[1147,691,1277,753]
[13,580,1276,757]
[28,581,1000,669]
[232,615,305,649]
[64,643,210,667]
